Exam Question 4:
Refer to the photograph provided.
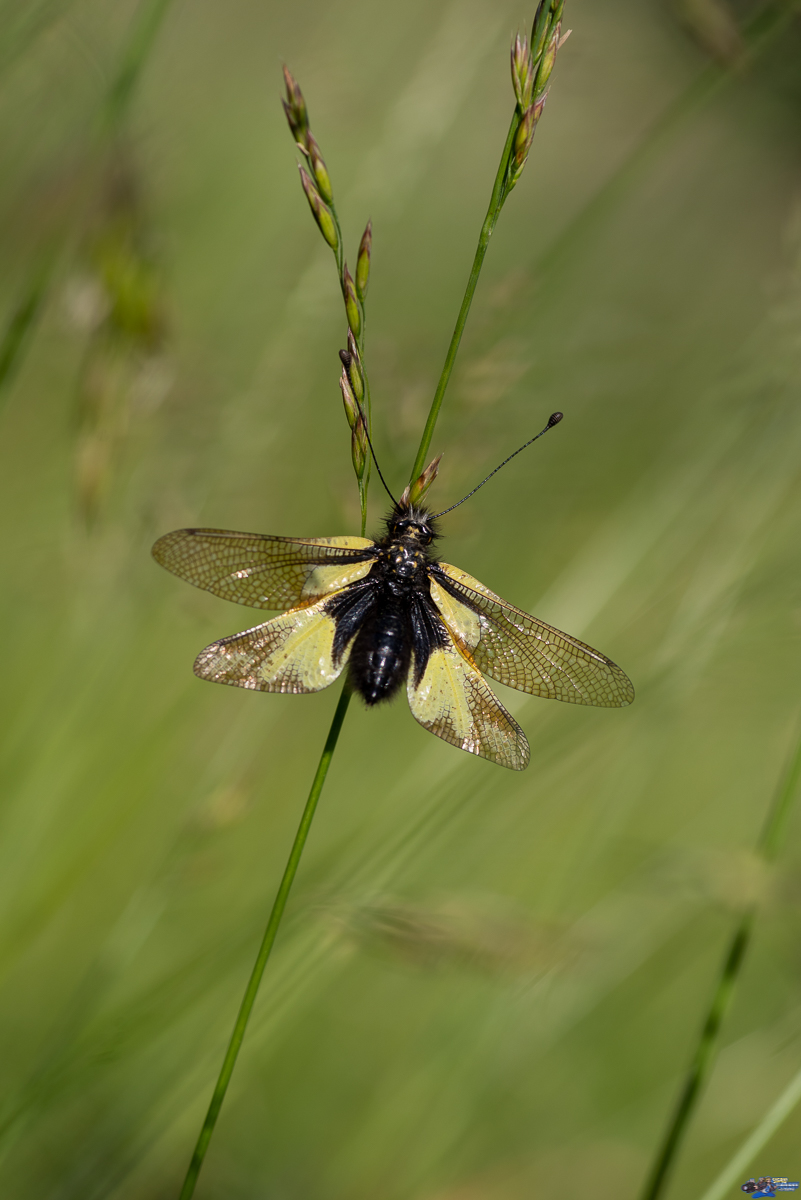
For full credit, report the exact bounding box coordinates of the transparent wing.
[430,562,635,707]
[153,528,376,610]
[407,638,529,771]
[193,596,351,693]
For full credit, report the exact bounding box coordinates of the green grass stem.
[410,110,518,483]
[409,0,564,483]
[177,683,353,1200]
[638,727,801,1200]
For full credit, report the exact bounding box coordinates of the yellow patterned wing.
[430,563,634,708]
[193,596,351,693]
[407,637,529,771]
[152,528,376,611]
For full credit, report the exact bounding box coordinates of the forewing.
[193,596,351,693]
[430,563,634,708]
[153,528,376,611]
[407,637,529,771]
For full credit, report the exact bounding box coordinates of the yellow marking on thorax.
[387,540,426,576]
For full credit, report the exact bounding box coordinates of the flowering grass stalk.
[283,65,374,534]
[411,0,566,479]
[176,9,567,1194]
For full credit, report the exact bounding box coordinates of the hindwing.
[406,593,529,771]
[194,592,357,693]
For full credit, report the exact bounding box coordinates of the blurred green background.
[1,1,801,1197]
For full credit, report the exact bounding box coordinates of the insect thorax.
[376,502,437,588]
[376,536,426,586]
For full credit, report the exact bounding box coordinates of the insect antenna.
[431,411,563,518]
[340,349,399,507]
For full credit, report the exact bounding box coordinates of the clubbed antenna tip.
[432,411,564,519]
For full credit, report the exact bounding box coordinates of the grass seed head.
[282,65,309,150]
[511,33,534,109]
[531,0,552,62]
[505,3,565,195]
[535,21,561,95]
[339,367,359,429]
[306,131,333,204]
[508,103,538,190]
[351,415,367,479]
[400,454,443,508]
[344,330,365,402]
[355,220,372,301]
[298,165,338,250]
[514,104,536,162]
[343,265,362,340]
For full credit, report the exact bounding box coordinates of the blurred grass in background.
[1,0,801,1197]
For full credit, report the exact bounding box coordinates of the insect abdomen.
[349,600,411,705]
